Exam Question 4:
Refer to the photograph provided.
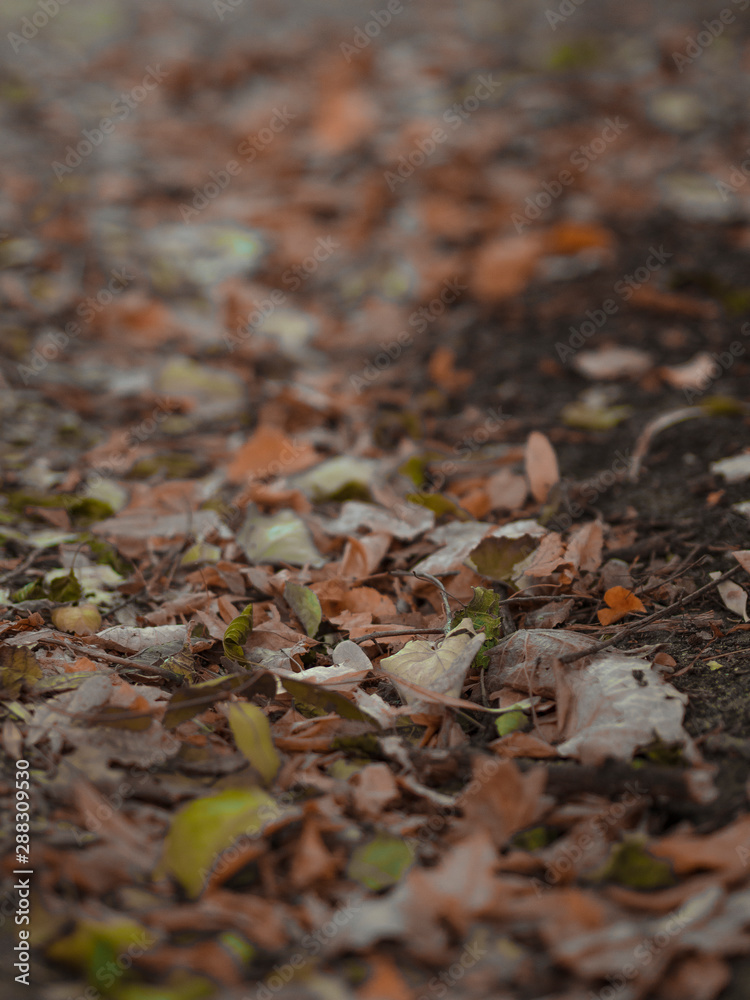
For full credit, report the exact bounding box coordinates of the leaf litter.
[2,2,750,998]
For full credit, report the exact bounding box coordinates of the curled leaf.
[227,702,281,786]
[223,603,253,663]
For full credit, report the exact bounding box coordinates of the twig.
[0,550,40,586]
[637,547,705,596]
[350,628,446,645]
[392,569,454,633]
[46,670,270,723]
[42,635,185,681]
[558,564,743,665]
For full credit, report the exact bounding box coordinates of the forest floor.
[1,1,750,998]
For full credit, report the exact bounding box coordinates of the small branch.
[42,636,184,682]
[392,569,454,633]
[350,628,445,645]
[559,564,742,664]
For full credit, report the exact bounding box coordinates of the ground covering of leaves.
[2,1,750,998]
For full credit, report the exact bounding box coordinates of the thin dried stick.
[350,628,446,645]
[559,564,742,665]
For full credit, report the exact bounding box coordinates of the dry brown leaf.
[470,233,544,303]
[351,763,400,820]
[427,345,473,392]
[457,757,549,849]
[564,520,604,573]
[525,431,559,503]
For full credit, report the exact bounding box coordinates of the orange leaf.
[597,586,646,626]
[544,221,615,255]
[427,346,473,392]
[226,425,316,484]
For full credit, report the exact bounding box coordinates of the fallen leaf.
[161,788,289,898]
[227,702,281,786]
[51,603,102,636]
[597,586,646,626]
[380,621,486,709]
[525,431,559,503]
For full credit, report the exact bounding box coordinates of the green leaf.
[46,917,156,980]
[223,603,253,663]
[451,586,504,669]
[281,676,380,727]
[511,825,555,851]
[406,492,472,520]
[111,976,216,1000]
[237,509,324,567]
[47,568,83,603]
[283,582,322,637]
[161,788,284,898]
[227,703,280,786]
[466,534,538,583]
[347,834,413,890]
[495,709,527,737]
[11,579,46,603]
[163,671,275,730]
[586,839,675,889]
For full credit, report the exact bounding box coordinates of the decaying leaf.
[556,651,692,764]
[283,582,322,637]
[0,646,43,696]
[280,675,380,726]
[51,603,102,636]
[163,670,275,730]
[226,702,281,786]
[223,602,254,663]
[237,508,324,567]
[161,788,292,898]
[380,620,485,710]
